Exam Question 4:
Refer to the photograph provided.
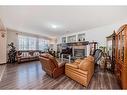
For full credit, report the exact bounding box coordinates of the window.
[18,35,29,50]
[28,37,37,50]
[38,39,49,51]
[18,35,49,51]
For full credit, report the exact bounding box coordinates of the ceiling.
[0,6,127,38]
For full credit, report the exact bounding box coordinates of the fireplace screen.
[74,49,85,57]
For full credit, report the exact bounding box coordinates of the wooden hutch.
[115,24,127,89]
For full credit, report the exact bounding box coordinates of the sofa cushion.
[40,53,58,67]
[84,55,94,63]
[29,51,34,56]
[70,59,82,66]
[74,59,82,64]
[79,59,92,71]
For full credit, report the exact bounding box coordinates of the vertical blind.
[18,35,49,51]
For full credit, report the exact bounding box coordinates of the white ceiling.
[1,6,127,38]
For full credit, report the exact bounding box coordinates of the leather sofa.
[16,50,41,63]
[39,53,65,78]
[65,55,94,87]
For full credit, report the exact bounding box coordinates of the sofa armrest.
[78,61,94,82]
[80,64,89,71]
[58,62,65,67]
[78,59,94,71]
[53,65,65,78]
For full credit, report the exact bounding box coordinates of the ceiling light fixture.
[52,25,57,29]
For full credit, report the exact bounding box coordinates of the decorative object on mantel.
[62,37,66,43]
[83,38,85,41]
[78,33,85,42]
[8,42,17,63]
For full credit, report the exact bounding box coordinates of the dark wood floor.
[0,61,120,90]
[0,64,6,81]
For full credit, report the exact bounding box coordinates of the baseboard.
[0,63,7,65]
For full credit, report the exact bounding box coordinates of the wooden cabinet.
[115,24,127,89]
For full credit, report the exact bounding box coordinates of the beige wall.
[0,31,7,64]
[7,29,18,51]
[49,38,57,51]
[0,18,7,64]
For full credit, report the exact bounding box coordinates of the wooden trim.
[0,63,7,65]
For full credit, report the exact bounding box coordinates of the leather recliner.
[39,53,65,78]
[65,55,94,87]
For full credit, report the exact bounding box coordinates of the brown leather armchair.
[65,55,94,87]
[39,53,65,78]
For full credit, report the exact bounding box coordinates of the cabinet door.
[125,28,127,66]
[122,67,127,89]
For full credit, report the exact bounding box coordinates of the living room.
[0,5,127,92]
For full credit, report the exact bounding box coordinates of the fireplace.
[74,49,85,57]
[73,46,86,58]
[57,41,97,59]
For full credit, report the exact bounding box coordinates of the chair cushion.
[84,55,94,63]
[79,59,91,71]
[74,59,82,64]
[71,59,82,66]
[40,53,58,67]
[40,53,51,58]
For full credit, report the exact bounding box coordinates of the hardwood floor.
[0,61,120,90]
[0,64,6,81]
